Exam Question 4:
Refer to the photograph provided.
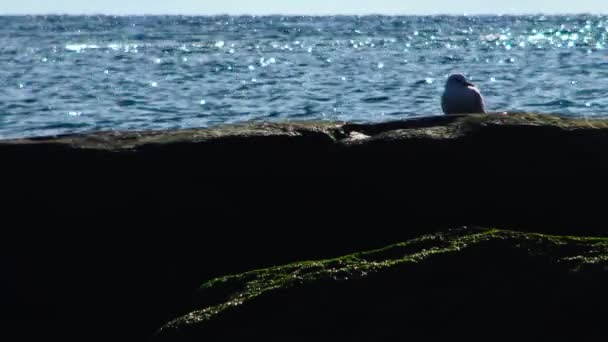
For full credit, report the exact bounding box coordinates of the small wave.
[413,78,435,86]
[288,112,318,119]
[40,122,92,130]
[294,103,320,116]
[135,106,179,114]
[263,111,282,118]
[267,95,284,103]
[6,103,29,110]
[440,55,464,63]
[524,99,577,107]
[117,99,138,107]
[576,89,608,96]
[308,96,332,102]
[361,96,390,103]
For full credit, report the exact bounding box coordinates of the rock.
[2,113,608,340]
[154,228,608,341]
[3,113,608,236]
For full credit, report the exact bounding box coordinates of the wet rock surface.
[2,113,608,341]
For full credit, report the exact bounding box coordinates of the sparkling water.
[2,15,608,139]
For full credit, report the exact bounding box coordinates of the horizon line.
[1,12,606,16]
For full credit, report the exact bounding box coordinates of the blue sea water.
[2,15,608,139]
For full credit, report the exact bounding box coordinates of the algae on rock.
[156,228,608,341]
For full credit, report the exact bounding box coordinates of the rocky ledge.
[3,112,608,233]
[155,228,608,341]
[2,113,608,341]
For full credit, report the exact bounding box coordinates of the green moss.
[158,227,608,335]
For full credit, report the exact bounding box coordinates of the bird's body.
[441,74,485,114]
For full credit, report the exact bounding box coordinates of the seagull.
[441,73,485,114]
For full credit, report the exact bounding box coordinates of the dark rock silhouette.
[2,113,608,341]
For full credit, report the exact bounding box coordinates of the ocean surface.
[2,15,608,139]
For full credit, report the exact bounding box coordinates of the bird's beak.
[465,82,475,87]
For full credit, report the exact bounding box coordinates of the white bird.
[441,74,485,114]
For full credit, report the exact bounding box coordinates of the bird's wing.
[473,87,485,113]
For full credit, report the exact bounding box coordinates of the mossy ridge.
[158,228,608,334]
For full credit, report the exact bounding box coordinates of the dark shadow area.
[1,114,607,340]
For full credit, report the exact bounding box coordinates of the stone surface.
[3,113,608,231]
[2,113,608,341]
[155,228,608,341]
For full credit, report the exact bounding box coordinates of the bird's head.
[446,73,474,87]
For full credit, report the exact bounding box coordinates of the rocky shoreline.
[2,113,608,340]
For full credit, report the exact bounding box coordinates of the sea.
[1,15,608,139]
